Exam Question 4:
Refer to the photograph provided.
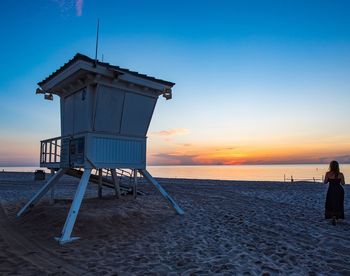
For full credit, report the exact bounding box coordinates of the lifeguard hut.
[18,53,184,244]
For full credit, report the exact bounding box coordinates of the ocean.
[2,164,350,183]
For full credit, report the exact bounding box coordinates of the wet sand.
[0,172,349,275]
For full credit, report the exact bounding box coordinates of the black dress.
[325,178,345,219]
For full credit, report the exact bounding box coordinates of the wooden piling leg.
[111,169,121,198]
[56,168,91,244]
[50,169,55,205]
[133,169,137,199]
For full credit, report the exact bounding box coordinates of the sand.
[0,172,349,275]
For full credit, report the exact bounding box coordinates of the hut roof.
[38,53,175,87]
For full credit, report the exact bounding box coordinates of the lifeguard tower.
[17,53,184,244]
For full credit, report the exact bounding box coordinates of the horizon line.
[1,162,350,168]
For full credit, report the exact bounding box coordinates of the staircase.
[65,168,145,196]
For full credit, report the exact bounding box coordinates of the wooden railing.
[40,136,62,167]
[91,168,134,185]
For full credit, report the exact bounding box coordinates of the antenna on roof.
[94,18,100,67]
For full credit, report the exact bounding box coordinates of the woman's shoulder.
[325,171,342,178]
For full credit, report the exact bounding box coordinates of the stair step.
[65,169,145,195]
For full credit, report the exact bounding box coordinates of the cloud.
[215,147,236,151]
[149,153,198,165]
[319,155,350,164]
[151,128,189,137]
[75,0,83,16]
[53,0,83,16]
[179,143,192,147]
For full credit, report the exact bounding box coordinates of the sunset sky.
[0,0,350,166]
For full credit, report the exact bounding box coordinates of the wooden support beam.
[111,169,121,198]
[56,169,92,244]
[98,169,102,199]
[17,169,67,217]
[139,169,184,215]
[133,169,138,199]
[49,169,55,205]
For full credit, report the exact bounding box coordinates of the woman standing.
[324,160,345,225]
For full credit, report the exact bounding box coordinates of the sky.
[0,0,349,166]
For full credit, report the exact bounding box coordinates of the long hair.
[329,160,340,177]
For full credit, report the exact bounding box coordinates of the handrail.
[90,168,133,187]
[40,135,66,143]
[40,135,144,174]
[40,136,62,165]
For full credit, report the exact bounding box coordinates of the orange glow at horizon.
[148,135,350,165]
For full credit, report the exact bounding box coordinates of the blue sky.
[0,0,350,166]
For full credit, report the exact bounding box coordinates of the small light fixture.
[163,88,172,100]
[36,88,45,94]
[44,93,53,101]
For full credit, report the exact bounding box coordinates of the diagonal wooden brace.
[17,169,67,217]
[139,169,184,215]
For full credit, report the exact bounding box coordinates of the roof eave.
[38,53,175,89]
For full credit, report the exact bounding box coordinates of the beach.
[0,172,349,275]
